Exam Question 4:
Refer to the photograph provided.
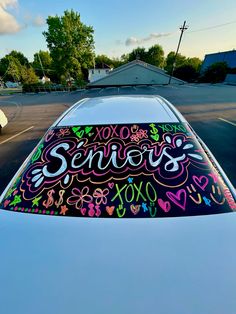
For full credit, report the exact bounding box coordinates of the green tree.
[173,64,199,82]
[185,57,202,72]
[43,9,95,83]
[173,57,202,82]
[164,51,186,73]
[0,51,30,81]
[201,62,228,83]
[146,44,165,68]
[95,54,123,68]
[125,45,165,68]
[120,53,129,64]
[128,47,147,62]
[32,50,53,78]
[7,50,29,67]
[0,57,10,78]
[0,56,22,82]
[95,54,113,68]
[20,66,39,84]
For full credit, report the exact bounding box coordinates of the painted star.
[32,196,42,207]
[60,205,69,216]
[127,177,133,184]
[10,195,22,206]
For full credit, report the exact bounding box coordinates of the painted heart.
[80,207,87,216]
[85,126,93,134]
[151,134,159,142]
[72,127,84,138]
[193,175,209,191]
[76,130,84,138]
[166,189,187,211]
[106,206,115,216]
[131,125,139,133]
[130,204,141,215]
[158,198,171,213]
[72,126,80,133]
[108,182,114,189]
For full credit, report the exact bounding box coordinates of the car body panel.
[0,109,8,129]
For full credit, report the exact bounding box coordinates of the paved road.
[0,84,235,194]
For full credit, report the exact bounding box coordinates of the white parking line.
[0,126,34,145]
[218,118,236,127]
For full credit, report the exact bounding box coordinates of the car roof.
[56,95,180,126]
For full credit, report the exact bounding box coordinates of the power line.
[187,20,236,33]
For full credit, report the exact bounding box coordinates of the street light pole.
[168,20,188,84]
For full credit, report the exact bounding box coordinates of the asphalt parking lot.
[0,83,235,194]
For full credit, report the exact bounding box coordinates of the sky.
[0,0,236,61]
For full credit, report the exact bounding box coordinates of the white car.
[0,95,235,314]
[1,95,235,217]
[0,108,8,133]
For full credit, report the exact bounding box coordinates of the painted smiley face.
[210,185,225,205]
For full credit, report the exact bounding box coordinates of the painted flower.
[130,134,140,142]
[56,128,71,138]
[68,187,93,209]
[137,129,148,139]
[93,188,109,205]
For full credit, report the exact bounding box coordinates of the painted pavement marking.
[0,126,34,145]
[218,118,236,127]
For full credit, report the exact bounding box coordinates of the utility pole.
[168,20,188,84]
[38,53,46,78]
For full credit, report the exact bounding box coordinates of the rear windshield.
[57,96,179,126]
[1,122,235,217]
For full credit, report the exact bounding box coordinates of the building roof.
[111,59,167,74]
[201,50,236,72]
[88,60,184,87]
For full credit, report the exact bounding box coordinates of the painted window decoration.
[0,122,235,218]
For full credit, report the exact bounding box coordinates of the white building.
[40,76,51,84]
[88,64,112,83]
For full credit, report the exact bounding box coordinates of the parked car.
[0,95,235,216]
[0,95,235,314]
[0,108,8,133]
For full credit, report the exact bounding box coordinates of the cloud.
[0,0,17,9]
[32,15,45,27]
[125,32,172,46]
[0,0,21,34]
[23,12,45,28]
